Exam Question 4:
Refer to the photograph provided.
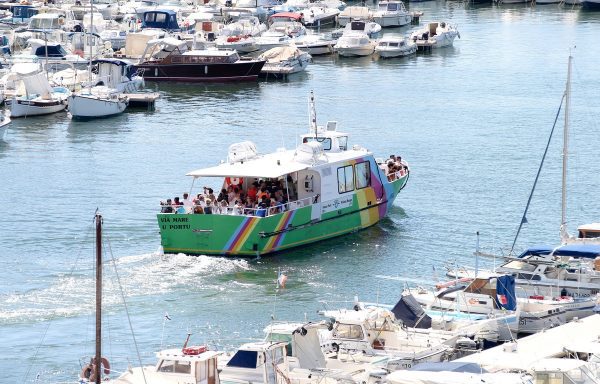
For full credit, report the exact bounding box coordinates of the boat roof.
[143,8,177,16]
[529,358,587,372]
[577,223,600,231]
[519,244,600,259]
[92,58,133,66]
[237,341,288,352]
[156,348,221,361]
[270,12,302,20]
[186,142,368,179]
[182,49,237,57]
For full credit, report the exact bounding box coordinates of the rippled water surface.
[2,1,600,382]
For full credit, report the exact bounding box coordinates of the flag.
[277,271,288,289]
[164,312,171,321]
[497,294,508,305]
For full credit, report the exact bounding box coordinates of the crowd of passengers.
[385,155,408,181]
[160,178,296,217]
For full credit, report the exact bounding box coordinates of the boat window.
[388,3,398,11]
[355,161,371,190]
[516,273,541,281]
[333,323,364,340]
[390,42,399,47]
[158,359,176,372]
[271,346,285,365]
[579,230,600,239]
[337,165,354,194]
[226,350,258,369]
[265,333,293,356]
[338,136,348,151]
[303,137,332,150]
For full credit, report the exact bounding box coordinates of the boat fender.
[327,322,333,331]
[353,304,360,311]
[299,327,307,336]
[331,343,339,353]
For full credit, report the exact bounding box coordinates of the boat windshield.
[29,17,60,30]
[500,260,537,272]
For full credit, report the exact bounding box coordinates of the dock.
[124,92,160,111]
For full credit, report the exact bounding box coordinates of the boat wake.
[0,252,252,324]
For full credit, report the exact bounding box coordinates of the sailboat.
[6,60,71,118]
[67,1,129,120]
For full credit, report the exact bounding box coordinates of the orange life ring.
[225,177,242,186]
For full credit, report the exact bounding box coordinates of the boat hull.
[134,61,266,82]
[8,98,67,117]
[158,173,409,256]
[68,94,127,118]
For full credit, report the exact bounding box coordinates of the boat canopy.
[186,151,310,179]
[519,244,600,259]
[269,12,303,22]
[142,9,180,31]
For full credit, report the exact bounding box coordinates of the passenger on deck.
[161,198,174,213]
[193,205,204,214]
[257,187,270,201]
[206,188,216,203]
[219,200,229,214]
[217,189,228,204]
[204,199,213,214]
[173,196,183,206]
[244,197,255,215]
[387,161,397,181]
[256,201,267,217]
[247,182,258,201]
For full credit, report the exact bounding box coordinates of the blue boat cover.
[519,244,600,259]
[391,294,432,329]
[142,9,180,31]
[495,275,516,311]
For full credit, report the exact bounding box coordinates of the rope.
[105,234,149,384]
[510,93,566,255]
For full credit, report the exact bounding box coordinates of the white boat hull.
[68,94,127,119]
[376,45,417,58]
[336,44,375,57]
[372,14,412,27]
[8,98,67,118]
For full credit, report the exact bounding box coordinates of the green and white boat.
[157,93,410,257]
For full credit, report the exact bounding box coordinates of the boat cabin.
[93,58,136,88]
[27,13,66,31]
[376,1,407,13]
[578,223,600,239]
[152,346,221,384]
[142,9,181,31]
[219,341,288,384]
[9,4,38,24]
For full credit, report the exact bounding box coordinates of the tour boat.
[157,92,410,257]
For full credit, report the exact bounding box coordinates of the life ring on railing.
[80,357,110,381]
[225,177,242,186]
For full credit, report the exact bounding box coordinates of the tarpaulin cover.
[391,294,432,329]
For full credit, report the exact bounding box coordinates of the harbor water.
[2,1,600,382]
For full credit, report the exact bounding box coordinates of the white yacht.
[371,1,412,28]
[375,34,416,58]
[334,31,375,57]
[258,45,312,77]
[337,6,370,27]
[410,21,460,49]
[297,6,340,28]
[255,21,306,51]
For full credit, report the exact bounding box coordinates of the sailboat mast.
[88,0,94,88]
[561,55,571,236]
[95,213,102,384]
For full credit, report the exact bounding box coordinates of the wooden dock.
[124,92,160,110]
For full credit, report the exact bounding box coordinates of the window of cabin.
[333,323,364,340]
[337,165,354,194]
[338,136,348,151]
[303,136,332,150]
[355,161,371,189]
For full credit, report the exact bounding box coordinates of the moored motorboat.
[258,45,312,78]
[334,31,376,57]
[410,21,460,50]
[294,32,337,55]
[134,37,266,82]
[371,0,412,28]
[156,92,410,256]
[375,34,416,58]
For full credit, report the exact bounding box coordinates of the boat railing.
[163,195,316,217]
